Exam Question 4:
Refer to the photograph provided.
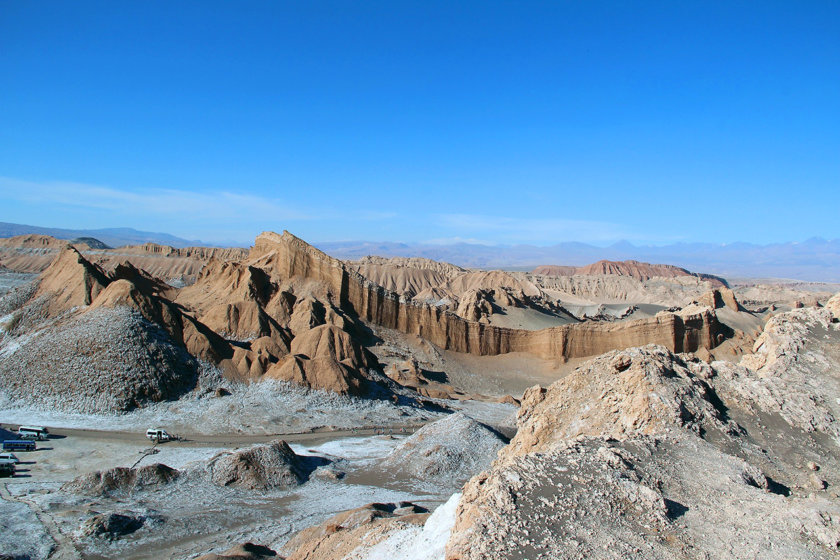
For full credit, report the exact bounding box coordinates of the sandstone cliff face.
[114,243,248,261]
[534,259,727,287]
[0,234,247,280]
[35,246,111,315]
[698,286,741,310]
[1,230,726,409]
[249,231,721,362]
[265,325,375,396]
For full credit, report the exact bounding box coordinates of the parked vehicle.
[0,452,19,463]
[0,461,15,477]
[146,428,172,442]
[17,426,49,440]
[2,440,36,451]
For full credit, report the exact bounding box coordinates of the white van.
[17,426,49,440]
[0,452,19,464]
[146,428,172,442]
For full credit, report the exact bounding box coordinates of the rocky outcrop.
[89,278,247,377]
[455,289,494,322]
[208,440,304,490]
[716,303,840,440]
[110,261,176,299]
[534,259,727,287]
[195,543,279,560]
[502,346,738,459]
[0,306,208,412]
[283,502,430,560]
[0,235,247,279]
[265,325,376,396]
[444,303,840,560]
[698,287,741,310]
[250,232,723,362]
[177,259,276,313]
[447,434,840,560]
[63,463,179,496]
[77,511,157,540]
[34,246,110,315]
[287,297,347,337]
[381,413,507,484]
[826,293,840,320]
[384,358,458,399]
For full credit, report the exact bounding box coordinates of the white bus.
[17,426,49,440]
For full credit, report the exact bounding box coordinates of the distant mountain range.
[316,238,840,283]
[1,222,837,282]
[0,222,202,249]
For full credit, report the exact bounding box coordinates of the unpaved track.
[0,482,82,560]
[0,422,426,560]
[1,423,424,448]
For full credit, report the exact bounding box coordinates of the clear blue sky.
[1,1,838,246]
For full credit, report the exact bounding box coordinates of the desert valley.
[3,2,838,558]
[0,230,839,559]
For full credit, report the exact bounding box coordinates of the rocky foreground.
[264,295,840,560]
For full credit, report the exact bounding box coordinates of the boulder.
[209,440,304,490]
[381,413,507,483]
[63,463,179,496]
[195,542,279,560]
[77,511,160,540]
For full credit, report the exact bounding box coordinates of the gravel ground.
[0,429,453,560]
[0,488,56,560]
[0,378,449,435]
[0,271,37,299]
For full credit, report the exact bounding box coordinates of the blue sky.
[1,1,838,246]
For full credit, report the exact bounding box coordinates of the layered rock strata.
[250,231,722,361]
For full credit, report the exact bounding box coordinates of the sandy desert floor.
[0,396,516,560]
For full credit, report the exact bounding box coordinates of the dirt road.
[1,422,423,449]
